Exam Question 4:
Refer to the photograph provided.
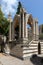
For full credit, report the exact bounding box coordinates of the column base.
[33,34,39,41]
[19,37,28,43]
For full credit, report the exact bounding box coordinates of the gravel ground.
[0,53,33,65]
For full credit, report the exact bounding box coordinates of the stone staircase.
[40,42,43,54]
[23,41,39,58]
[10,40,39,59]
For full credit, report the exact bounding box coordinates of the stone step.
[23,46,37,49]
[41,49,43,50]
[32,41,39,43]
[14,45,38,48]
[41,47,43,49]
[25,44,37,48]
[41,45,43,46]
[41,46,43,47]
[23,50,38,53]
[23,47,37,50]
[41,52,43,53]
[40,49,43,53]
[13,45,38,50]
[30,42,38,44]
[31,42,38,43]
[41,47,43,48]
[40,43,43,44]
[40,46,43,48]
[41,48,43,49]
[23,52,38,57]
[29,44,38,46]
[41,49,43,51]
[40,42,43,44]
[41,44,43,45]
[30,44,38,47]
[28,45,37,48]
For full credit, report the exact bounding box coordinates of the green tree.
[0,6,9,36]
[42,24,43,33]
[16,1,22,14]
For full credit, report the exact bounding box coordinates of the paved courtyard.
[0,53,33,65]
[0,53,43,65]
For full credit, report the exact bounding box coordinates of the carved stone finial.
[8,12,11,18]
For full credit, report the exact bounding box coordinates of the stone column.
[22,12,25,38]
[8,13,12,41]
[25,14,28,38]
[24,13,26,38]
[35,20,39,40]
[33,19,36,40]
[19,16,21,38]
[33,19,39,40]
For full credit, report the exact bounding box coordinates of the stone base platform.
[4,39,39,60]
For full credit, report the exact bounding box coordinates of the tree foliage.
[0,6,9,36]
[42,24,43,33]
[16,1,22,14]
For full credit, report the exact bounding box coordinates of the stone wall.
[6,41,23,59]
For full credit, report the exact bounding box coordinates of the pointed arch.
[12,14,20,40]
[27,14,33,28]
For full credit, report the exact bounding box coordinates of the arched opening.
[27,15,33,39]
[14,19,19,40]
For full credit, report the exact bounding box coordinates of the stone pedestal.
[7,39,28,59]
[4,43,10,54]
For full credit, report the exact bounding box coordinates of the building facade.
[1,7,39,59]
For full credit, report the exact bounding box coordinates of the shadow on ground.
[30,54,43,65]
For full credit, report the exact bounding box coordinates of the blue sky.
[0,0,18,17]
[0,0,43,25]
[19,0,43,25]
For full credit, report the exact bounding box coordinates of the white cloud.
[1,0,18,18]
